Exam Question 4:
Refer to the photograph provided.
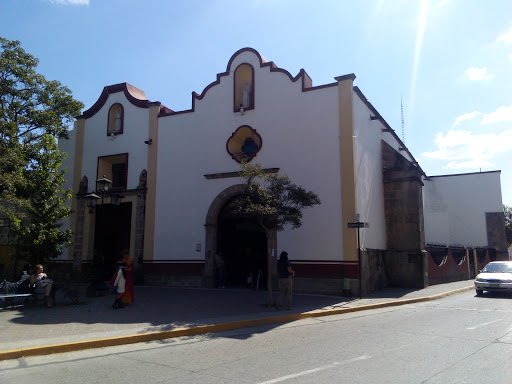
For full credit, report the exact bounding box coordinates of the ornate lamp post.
[85,192,100,214]
[85,176,124,297]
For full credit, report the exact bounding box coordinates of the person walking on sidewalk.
[113,262,127,309]
[120,249,134,305]
[274,251,295,310]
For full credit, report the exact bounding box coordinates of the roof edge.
[79,83,152,119]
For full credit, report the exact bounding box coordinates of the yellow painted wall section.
[337,76,358,262]
[143,104,160,261]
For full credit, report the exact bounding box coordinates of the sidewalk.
[0,280,474,359]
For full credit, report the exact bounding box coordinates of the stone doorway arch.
[203,184,277,288]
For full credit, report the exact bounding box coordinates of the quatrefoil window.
[226,125,262,163]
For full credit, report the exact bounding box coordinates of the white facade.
[63,47,506,292]
[81,92,150,192]
[154,50,343,262]
[423,171,503,247]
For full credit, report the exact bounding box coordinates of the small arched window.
[234,63,254,112]
[107,103,124,136]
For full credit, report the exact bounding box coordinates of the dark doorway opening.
[217,199,267,289]
[94,202,132,280]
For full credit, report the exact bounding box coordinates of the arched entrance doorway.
[204,184,277,289]
[217,198,267,288]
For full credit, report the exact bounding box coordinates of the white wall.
[82,93,149,192]
[154,50,343,262]
[352,94,387,250]
[423,171,503,247]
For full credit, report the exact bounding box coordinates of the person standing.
[112,262,127,309]
[274,251,295,310]
[120,249,134,305]
[214,251,226,288]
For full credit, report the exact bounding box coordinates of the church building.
[60,48,507,295]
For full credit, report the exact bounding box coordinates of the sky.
[1,0,511,205]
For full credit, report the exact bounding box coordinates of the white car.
[474,261,512,296]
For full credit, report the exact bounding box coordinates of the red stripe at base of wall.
[142,261,358,279]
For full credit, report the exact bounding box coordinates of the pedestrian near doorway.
[274,251,295,310]
[112,262,127,309]
[120,249,134,305]
[215,251,226,288]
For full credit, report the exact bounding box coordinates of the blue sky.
[2,0,512,205]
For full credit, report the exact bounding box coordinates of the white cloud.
[421,129,512,169]
[497,26,512,44]
[464,67,493,81]
[482,105,512,124]
[50,0,89,5]
[453,111,481,126]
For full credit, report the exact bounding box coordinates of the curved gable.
[159,47,336,117]
[79,83,152,119]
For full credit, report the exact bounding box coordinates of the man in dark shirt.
[275,251,295,310]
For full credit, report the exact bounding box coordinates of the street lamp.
[96,176,111,196]
[110,193,125,206]
[84,176,125,297]
[85,193,100,214]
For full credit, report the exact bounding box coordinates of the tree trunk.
[267,233,273,306]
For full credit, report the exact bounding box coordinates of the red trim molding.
[158,47,338,117]
[144,261,204,276]
[292,261,359,279]
[142,260,357,279]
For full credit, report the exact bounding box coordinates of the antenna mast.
[401,97,405,143]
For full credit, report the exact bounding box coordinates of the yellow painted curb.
[0,286,473,360]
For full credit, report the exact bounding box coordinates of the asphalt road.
[1,290,511,384]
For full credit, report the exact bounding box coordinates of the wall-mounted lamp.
[83,176,125,213]
[96,176,112,194]
[85,192,100,213]
[110,193,126,206]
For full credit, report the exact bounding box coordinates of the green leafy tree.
[504,204,512,248]
[230,162,321,304]
[0,37,83,269]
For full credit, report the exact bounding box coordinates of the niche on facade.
[233,63,254,112]
[107,103,124,136]
[97,153,128,190]
[226,126,262,163]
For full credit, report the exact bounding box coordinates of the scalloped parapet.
[79,83,161,119]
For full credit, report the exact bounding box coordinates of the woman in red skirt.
[120,249,134,305]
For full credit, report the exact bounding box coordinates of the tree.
[230,162,321,305]
[504,204,512,248]
[0,37,83,269]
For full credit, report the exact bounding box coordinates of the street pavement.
[0,279,474,359]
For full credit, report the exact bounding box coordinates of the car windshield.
[482,263,512,273]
